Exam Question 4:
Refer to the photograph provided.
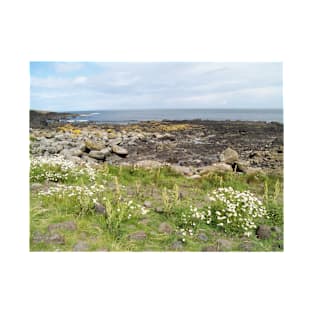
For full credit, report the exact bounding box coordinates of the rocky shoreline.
[29,111,283,176]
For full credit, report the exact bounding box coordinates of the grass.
[30,161,283,252]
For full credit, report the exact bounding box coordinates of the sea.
[66,109,283,124]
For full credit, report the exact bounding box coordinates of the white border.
[1,0,312,312]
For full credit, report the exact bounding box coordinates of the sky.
[30,62,282,111]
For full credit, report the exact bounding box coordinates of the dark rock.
[256,225,272,239]
[73,241,89,251]
[94,202,107,215]
[271,226,282,233]
[128,231,147,241]
[198,233,208,242]
[217,239,233,251]
[233,160,249,173]
[48,221,77,232]
[158,222,173,234]
[171,241,183,250]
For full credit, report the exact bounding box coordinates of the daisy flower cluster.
[38,183,106,201]
[117,199,146,219]
[30,156,96,183]
[178,205,210,241]
[207,187,267,236]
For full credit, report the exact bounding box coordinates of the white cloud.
[73,76,87,84]
[30,62,282,110]
[54,62,84,73]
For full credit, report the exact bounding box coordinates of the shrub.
[207,187,267,236]
[176,205,209,241]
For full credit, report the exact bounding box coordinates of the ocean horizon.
[63,108,283,124]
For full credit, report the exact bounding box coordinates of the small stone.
[144,200,152,208]
[202,246,217,252]
[79,143,87,152]
[73,241,89,251]
[44,133,54,139]
[198,233,208,242]
[239,241,254,251]
[96,248,109,252]
[187,174,201,179]
[33,232,65,245]
[155,207,164,213]
[158,222,173,234]
[128,231,147,241]
[170,165,193,176]
[217,239,233,251]
[30,183,42,191]
[48,221,77,232]
[171,241,183,250]
[139,218,150,225]
[94,202,107,215]
[271,226,282,233]
[256,225,271,239]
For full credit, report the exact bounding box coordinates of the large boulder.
[100,147,112,157]
[69,148,83,157]
[109,138,122,146]
[85,140,104,151]
[233,160,249,173]
[112,145,128,156]
[47,144,63,154]
[170,165,193,176]
[88,150,106,160]
[135,160,163,169]
[219,148,239,164]
[199,162,233,175]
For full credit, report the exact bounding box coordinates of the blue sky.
[30,62,282,111]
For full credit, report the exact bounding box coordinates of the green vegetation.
[30,156,283,251]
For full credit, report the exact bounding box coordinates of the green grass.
[30,163,283,252]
